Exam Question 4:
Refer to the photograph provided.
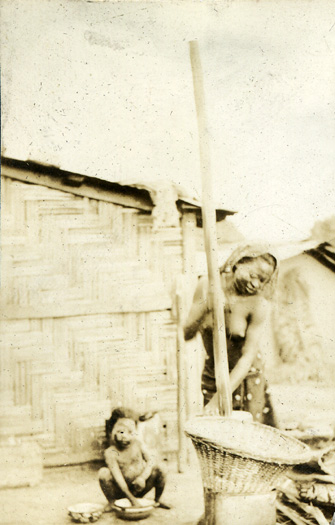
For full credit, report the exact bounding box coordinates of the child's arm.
[132,443,155,490]
[104,447,140,506]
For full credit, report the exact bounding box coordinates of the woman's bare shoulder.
[248,295,269,319]
[233,293,268,313]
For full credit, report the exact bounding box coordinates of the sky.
[201,2,335,242]
[1,0,335,243]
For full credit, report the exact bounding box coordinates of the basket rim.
[185,416,312,465]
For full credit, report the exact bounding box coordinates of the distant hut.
[0,157,234,468]
[267,241,335,430]
[271,241,335,384]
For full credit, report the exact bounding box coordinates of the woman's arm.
[229,298,269,393]
[183,277,209,340]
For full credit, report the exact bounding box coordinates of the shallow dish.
[113,498,155,521]
[68,502,104,523]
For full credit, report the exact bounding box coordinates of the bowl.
[113,498,155,521]
[68,503,104,523]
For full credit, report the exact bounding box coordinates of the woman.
[184,245,278,426]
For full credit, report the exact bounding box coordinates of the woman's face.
[233,257,274,295]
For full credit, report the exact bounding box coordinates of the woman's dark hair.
[105,407,139,441]
[232,253,277,273]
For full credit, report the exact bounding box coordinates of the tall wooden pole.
[189,41,232,417]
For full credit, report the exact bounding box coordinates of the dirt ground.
[0,463,204,525]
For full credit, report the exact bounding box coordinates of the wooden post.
[176,276,188,472]
[189,41,232,417]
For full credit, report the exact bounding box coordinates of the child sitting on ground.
[98,407,170,510]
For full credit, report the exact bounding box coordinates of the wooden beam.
[181,212,198,275]
[0,292,171,320]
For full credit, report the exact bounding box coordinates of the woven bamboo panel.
[1,176,184,317]
[0,175,183,465]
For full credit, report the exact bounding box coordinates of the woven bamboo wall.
[0,175,184,465]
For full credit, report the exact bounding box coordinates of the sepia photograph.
[1,1,335,524]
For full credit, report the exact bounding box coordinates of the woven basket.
[185,417,311,495]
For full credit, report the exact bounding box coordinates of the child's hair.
[105,407,139,441]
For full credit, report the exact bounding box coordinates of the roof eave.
[1,157,236,222]
[1,157,154,211]
[177,198,236,225]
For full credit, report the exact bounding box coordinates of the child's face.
[111,418,136,449]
